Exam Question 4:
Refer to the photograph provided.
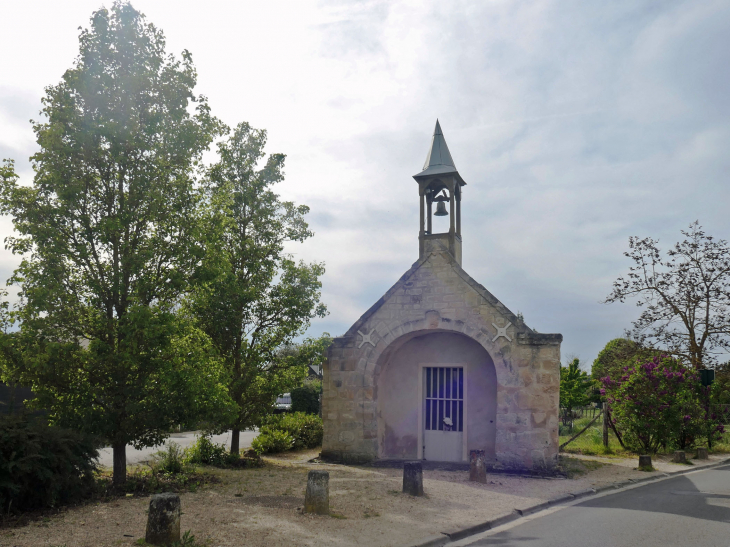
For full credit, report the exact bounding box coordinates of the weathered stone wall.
[322,247,562,471]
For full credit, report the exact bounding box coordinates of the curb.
[404,456,730,547]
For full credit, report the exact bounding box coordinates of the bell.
[434,200,448,216]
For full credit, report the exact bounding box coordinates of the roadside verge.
[402,456,730,547]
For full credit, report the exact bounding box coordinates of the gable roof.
[343,251,532,339]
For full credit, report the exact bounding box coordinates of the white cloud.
[1,0,729,365]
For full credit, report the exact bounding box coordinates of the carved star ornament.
[492,321,512,342]
[358,328,376,348]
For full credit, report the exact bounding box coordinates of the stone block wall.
[322,248,562,472]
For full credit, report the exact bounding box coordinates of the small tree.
[189,122,328,454]
[0,3,227,485]
[603,356,703,453]
[592,338,656,382]
[559,358,593,429]
[606,222,730,369]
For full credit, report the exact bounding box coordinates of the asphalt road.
[456,464,730,547]
[96,429,258,468]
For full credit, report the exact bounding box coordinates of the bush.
[185,434,235,467]
[251,429,294,454]
[291,381,321,414]
[0,414,98,512]
[253,412,323,454]
[150,442,188,475]
[265,412,323,450]
[603,355,704,453]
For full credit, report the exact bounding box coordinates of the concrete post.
[602,403,609,448]
[673,450,686,464]
[469,450,487,483]
[638,455,652,470]
[403,461,424,496]
[304,470,329,515]
[696,447,708,460]
[145,492,181,546]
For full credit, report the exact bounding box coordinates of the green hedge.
[0,415,98,512]
[291,381,320,415]
[252,412,323,454]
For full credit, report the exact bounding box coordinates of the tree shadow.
[577,464,730,523]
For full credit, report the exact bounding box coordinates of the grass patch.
[559,417,628,456]
[561,418,730,459]
[558,456,604,479]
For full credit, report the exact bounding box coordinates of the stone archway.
[375,331,497,462]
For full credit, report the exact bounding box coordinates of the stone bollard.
[696,447,708,460]
[304,470,329,515]
[673,450,686,464]
[638,455,652,470]
[145,492,181,546]
[402,461,424,496]
[469,450,487,483]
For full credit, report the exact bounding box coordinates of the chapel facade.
[321,121,562,472]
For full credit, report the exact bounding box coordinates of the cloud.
[1,0,730,365]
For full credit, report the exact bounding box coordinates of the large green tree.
[0,3,228,484]
[190,122,327,454]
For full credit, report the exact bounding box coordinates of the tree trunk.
[606,410,626,449]
[113,443,127,486]
[231,428,240,455]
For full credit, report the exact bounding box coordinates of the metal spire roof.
[413,120,465,185]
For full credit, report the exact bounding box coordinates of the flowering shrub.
[602,356,704,453]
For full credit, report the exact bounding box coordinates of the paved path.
[456,464,730,547]
[96,429,258,468]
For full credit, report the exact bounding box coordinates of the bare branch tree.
[606,222,730,369]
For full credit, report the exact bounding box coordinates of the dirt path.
[2,451,726,547]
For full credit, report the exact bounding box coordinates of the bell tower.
[414,120,466,265]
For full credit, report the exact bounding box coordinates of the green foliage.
[592,338,646,381]
[251,429,294,454]
[0,3,230,485]
[0,415,98,513]
[187,121,328,451]
[171,531,209,547]
[149,442,188,475]
[252,412,323,454]
[184,434,237,467]
[263,412,324,450]
[604,356,704,453]
[560,358,593,425]
[291,380,321,414]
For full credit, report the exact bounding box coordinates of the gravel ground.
[2,450,726,547]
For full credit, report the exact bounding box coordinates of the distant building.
[322,121,563,472]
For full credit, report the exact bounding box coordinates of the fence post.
[602,402,609,448]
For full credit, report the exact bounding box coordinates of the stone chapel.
[321,121,563,472]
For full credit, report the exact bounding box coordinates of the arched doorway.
[376,331,497,462]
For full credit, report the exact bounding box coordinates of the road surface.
[456,464,730,547]
[96,429,258,468]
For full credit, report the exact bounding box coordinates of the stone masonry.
[322,121,562,472]
[322,241,562,472]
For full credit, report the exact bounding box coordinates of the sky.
[1,0,729,369]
